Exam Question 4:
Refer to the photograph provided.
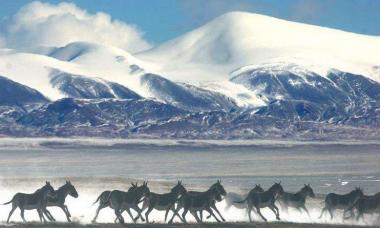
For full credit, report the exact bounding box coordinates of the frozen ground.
[0,138,379,226]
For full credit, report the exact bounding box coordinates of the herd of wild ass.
[2,180,380,224]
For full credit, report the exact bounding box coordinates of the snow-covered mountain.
[231,64,380,123]
[138,11,380,83]
[0,11,379,138]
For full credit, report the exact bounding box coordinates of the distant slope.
[141,73,237,112]
[0,75,48,106]
[231,64,380,123]
[50,72,141,99]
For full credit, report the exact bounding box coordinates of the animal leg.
[115,209,124,224]
[206,207,221,223]
[256,207,267,222]
[130,204,145,222]
[92,204,106,223]
[6,204,16,223]
[123,208,135,224]
[164,206,172,223]
[356,210,363,221]
[247,206,253,222]
[20,208,26,223]
[181,208,189,224]
[43,208,56,222]
[328,208,334,220]
[145,206,154,223]
[37,209,44,223]
[319,207,326,219]
[301,205,310,217]
[190,210,201,223]
[169,207,184,223]
[269,205,280,220]
[168,207,178,224]
[211,204,225,222]
[64,205,71,217]
[60,205,71,222]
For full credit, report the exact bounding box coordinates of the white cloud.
[0,1,151,53]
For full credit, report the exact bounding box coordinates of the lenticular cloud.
[0,1,151,53]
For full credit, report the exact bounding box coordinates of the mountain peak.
[138,11,380,82]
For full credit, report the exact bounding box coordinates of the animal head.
[302,184,315,198]
[271,182,284,196]
[128,182,138,192]
[65,180,79,198]
[44,181,56,197]
[138,181,150,196]
[353,187,364,198]
[253,184,264,192]
[172,181,187,195]
[213,180,227,196]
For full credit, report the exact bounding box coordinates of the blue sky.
[1,0,379,44]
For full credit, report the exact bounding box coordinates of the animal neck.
[207,187,216,194]
[296,189,308,199]
[57,185,70,198]
[134,188,146,199]
[267,185,278,194]
[37,187,50,198]
[348,191,359,198]
[171,189,182,197]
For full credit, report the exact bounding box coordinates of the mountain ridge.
[0,11,379,139]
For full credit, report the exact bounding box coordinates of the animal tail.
[2,198,13,205]
[92,193,105,206]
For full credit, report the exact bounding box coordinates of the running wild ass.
[43,181,79,222]
[236,182,284,222]
[141,181,187,223]
[278,184,315,216]
[168,180,226,223]
[225,184,264,210]
[319,187,364,220]
[3,181,56,223]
